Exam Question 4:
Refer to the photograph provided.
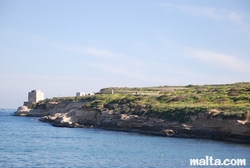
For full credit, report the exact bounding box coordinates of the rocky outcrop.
[14,101,250,144]
[14,106,47,117]
[14,101,87,117]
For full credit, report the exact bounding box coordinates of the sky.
[1,0,250,108]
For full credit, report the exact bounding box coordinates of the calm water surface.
[0,110,249,168]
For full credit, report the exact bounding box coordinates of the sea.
[0,109,250,168]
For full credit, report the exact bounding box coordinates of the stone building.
[28,90,44,103]
[23,90,44,106]
[76,92,94,96]
[76,92,86,96]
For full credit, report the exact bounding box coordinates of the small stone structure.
[76,92,94,97]
[76,92,85,96]
[24,90,44,106]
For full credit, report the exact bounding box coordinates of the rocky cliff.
[14,101,250,144]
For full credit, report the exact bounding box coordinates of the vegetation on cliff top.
[33,82,250,122]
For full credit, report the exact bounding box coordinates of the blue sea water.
[0,109,250,168]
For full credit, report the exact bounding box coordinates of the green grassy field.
[34,82,250,122]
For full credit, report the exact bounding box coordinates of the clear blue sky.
[1,0,250,108]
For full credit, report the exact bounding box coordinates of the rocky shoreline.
[14,101,250,144]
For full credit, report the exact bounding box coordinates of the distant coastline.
[14,82,250,144]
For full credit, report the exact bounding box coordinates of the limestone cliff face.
[15,105,46,117]
[14,101,250,144]
[14,101,87,117]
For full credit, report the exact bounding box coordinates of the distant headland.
[14,82,250,144]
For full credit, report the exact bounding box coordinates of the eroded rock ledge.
[14,101,250,144]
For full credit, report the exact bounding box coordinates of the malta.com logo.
[190,156,246,166]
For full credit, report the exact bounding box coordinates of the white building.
[28,90,44,103]
[76,92,86,96]
[76,92,95,96]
